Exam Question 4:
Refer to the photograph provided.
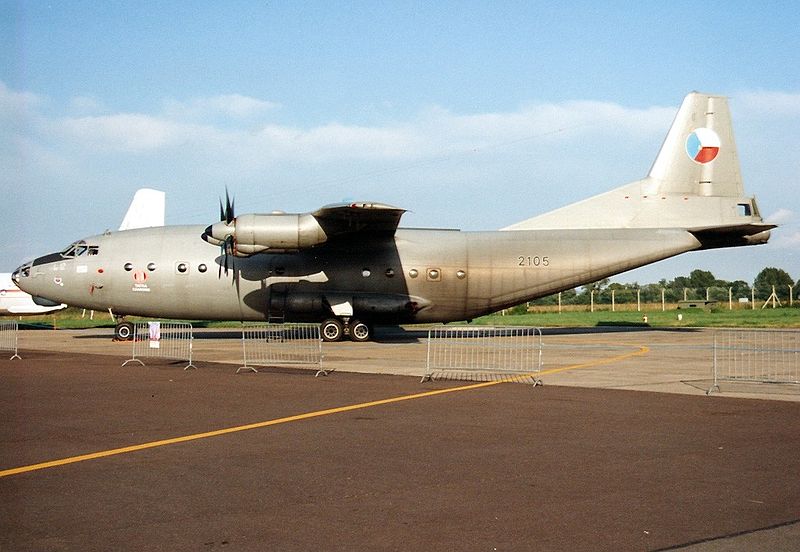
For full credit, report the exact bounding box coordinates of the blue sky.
[2,1,799,286]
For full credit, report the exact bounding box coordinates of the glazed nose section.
[11,262,31,286]
[13,251,60,293]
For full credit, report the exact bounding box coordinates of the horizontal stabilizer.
[690,223,775,249]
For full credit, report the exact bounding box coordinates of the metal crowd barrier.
[122,321,195,370]
[238,324,326,376]
[422,326,543,384]
[708,329,800,394]
[0,321,21,360]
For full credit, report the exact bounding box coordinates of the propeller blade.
[212,188,236,280]
[224,235,235,279]
[224,188,235,224]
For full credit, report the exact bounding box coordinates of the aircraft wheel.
[349,319,371,342]
[115,322,134,341]
[321,318,344,342]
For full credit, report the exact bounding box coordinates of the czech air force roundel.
[685,127,720,164]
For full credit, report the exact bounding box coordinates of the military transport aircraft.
[13,93,774,341]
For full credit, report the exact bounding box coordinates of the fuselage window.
[60,241,82,258]
[124,263,133,271]
[176,262,189,274]
[147,262,157,271]
[198,264,207,273]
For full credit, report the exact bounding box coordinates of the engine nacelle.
[203,213,328,255]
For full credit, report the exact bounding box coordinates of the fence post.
[122,322,195,370]
[0,321,21,360]
[238,324,324,375]
[708,329,800,394]
[422,326,543,385]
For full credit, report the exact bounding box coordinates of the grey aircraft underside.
[13,93,775,341]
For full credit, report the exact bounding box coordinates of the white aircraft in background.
[2,188,165,316]
[0,272,66,315]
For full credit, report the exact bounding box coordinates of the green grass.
[474,307,800,328]
[5,306,800,330]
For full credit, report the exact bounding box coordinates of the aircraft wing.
[312,202,406,238]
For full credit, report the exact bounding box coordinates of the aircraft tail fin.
[503,92,773,247]
[119,188,166,231]
[646,92,742,197]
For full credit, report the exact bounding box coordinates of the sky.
[2,1,799,286]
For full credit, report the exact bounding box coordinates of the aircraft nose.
[11,263,30,285]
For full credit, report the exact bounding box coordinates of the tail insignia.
[685,127,720,164]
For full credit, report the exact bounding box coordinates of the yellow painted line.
[0,344,648,478]
[540,344,650,376]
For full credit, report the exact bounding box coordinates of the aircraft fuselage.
[14,224,702,326]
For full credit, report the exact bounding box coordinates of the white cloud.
[163,94,280,120]
[252,122,424,161]
[55,113,188,152]
[68,95,108,115]
[0,81,44,115]
[771,230,800,249]
[766,208,794,224]
[736,90,800,117]
[5,80,677,164]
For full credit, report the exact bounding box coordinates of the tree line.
[527,267,799,307]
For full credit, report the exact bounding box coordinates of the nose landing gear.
[114,321,134,341]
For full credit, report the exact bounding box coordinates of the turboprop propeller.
[202,189,237,280]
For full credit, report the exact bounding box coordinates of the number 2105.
[518,256,550,267]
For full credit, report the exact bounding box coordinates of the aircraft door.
[267,284,288,323]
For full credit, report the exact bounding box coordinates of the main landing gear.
[321,318,372,342]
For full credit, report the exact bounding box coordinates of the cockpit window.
[60,241,99,258]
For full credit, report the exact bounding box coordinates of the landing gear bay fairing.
[13,93,774,341]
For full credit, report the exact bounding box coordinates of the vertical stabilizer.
[645,93,743,198]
